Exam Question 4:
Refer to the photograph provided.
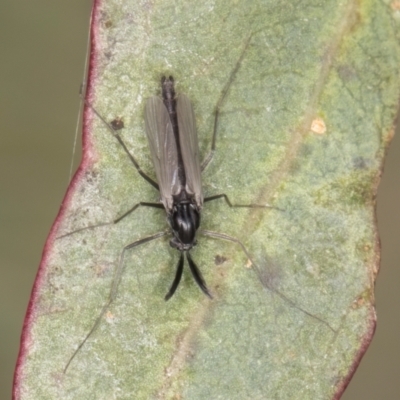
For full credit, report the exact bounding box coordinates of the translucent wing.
[176,94,203,208]
[144,96,180,211]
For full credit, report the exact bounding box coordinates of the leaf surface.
[14,0,400,399]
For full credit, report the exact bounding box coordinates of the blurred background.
[0,1,399,399]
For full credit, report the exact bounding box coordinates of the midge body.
[145,75,209,299]
[62,36,274,372]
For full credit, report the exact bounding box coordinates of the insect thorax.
[168,201,200,251]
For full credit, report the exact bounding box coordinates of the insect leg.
[186,252,213,299]
[164,252,184,301]
[201,230,336,333]
[201,34,253,171]
[84,98,159,190]
[201,230,255,267]
[63,230,168,373]
[57,202,164,239]
[204,193,283,211]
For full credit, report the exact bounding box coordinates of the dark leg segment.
[201,230,254,264]
[58,202,164,239]
[114,202,164,224]
[63,231,167,373]
[204,193,283,210]
[164,252,185,301]
[84,99,159,190]
[186,252,213,299]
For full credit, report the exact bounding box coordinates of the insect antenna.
[186,252,213,299]
[164,252,184,301]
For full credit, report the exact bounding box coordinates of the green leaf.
[14,1,400,399]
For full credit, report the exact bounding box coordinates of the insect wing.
[145,96,180,210]
[176,94,203,207]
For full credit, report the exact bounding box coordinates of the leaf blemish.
[310,117,327,135]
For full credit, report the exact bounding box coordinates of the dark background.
[1,1,399,399]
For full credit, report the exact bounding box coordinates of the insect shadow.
[60,35,329,373]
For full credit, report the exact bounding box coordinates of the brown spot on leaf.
[104,20,113,28]
[110,117,124,130]
[105,310,115,322]
[310,117,326,135]
[337,64,357,81]
[352,296,365,309]
[214,254,227,265]
[391,0,400,11]
[93,264,109,277]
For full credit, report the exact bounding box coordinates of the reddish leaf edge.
[333,113,399,399]
[12,1,102,398]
